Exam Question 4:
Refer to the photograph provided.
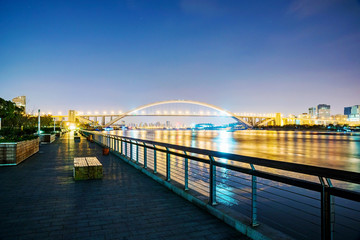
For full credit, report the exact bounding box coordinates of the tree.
[0,97,24,129]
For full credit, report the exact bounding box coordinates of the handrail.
[86,130,360,184]
[81,130,360,240]
[104,134,360,202]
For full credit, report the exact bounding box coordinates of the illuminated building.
[345,105,360,121]
[317,104,330,118]
[12,96,26,112]
[68,110,76,122]
[308,107,317,117]
[334,114,347,123]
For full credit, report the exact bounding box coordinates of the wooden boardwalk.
[0,133,248,240]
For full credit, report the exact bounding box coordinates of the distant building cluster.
[344,105,360,122]
[305,103,359,124]
[308,104,330,118]
[12,96,26,112]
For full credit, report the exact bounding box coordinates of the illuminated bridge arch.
[104,100,252,127]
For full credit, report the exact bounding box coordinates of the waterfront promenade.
[0,133,248,240]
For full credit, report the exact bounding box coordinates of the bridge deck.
[0,133,248,240]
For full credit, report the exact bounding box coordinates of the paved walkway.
[0,133,248,240]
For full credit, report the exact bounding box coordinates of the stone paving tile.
[0,133,249,240]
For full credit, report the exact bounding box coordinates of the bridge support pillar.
[102,116,105,126]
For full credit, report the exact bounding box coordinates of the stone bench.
[73,157,103,180]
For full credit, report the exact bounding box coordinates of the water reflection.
[109,130,360,173]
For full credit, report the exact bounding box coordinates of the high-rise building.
[351,105,360,115]
[308,107,317,117]
[12,96,26,112]
[344,107,352,116]
[345,105,360,121]
[317,104,330,118]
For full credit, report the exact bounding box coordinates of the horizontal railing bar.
[94,131,360,184]
[216,178,252,190]
[217,186,253,202]
[256,181,320,201]
[329,187,360,202]
[334,222,360,233]
[215,170,252,181]
[334,203,360,213]
[214,161,323,192]
[216,195,252,210]
[335,212,360,223]
[259,201,321,227]
[256,189,320,209]
[256,193,321,219]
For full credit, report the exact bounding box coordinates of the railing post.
[143,143,147,169]
[153,145,157,174]
[136,142,139,164]
[184,151,189,191]
[320,177,334,240]
[250,164,259,227]
[209,156,217,205]
[120,139,123,155]
[130,140,133,160]
[125,140,127,157]
[166,147,170,181]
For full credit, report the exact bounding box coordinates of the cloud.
[287,0,341,18]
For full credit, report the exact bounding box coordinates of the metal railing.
[81,130,360,240]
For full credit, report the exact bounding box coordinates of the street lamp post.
[53,118,56,133]
[38,109,41,135]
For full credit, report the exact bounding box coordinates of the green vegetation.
[0,97,60,142]
[0,129,38,143]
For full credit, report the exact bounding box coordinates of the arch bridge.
[54,100,279,128]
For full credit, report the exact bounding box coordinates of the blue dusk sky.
[0,0,359,115]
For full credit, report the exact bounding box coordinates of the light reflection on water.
[109,129,360,172]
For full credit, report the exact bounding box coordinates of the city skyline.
[1,0,360,115]
[7,95,359,117]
